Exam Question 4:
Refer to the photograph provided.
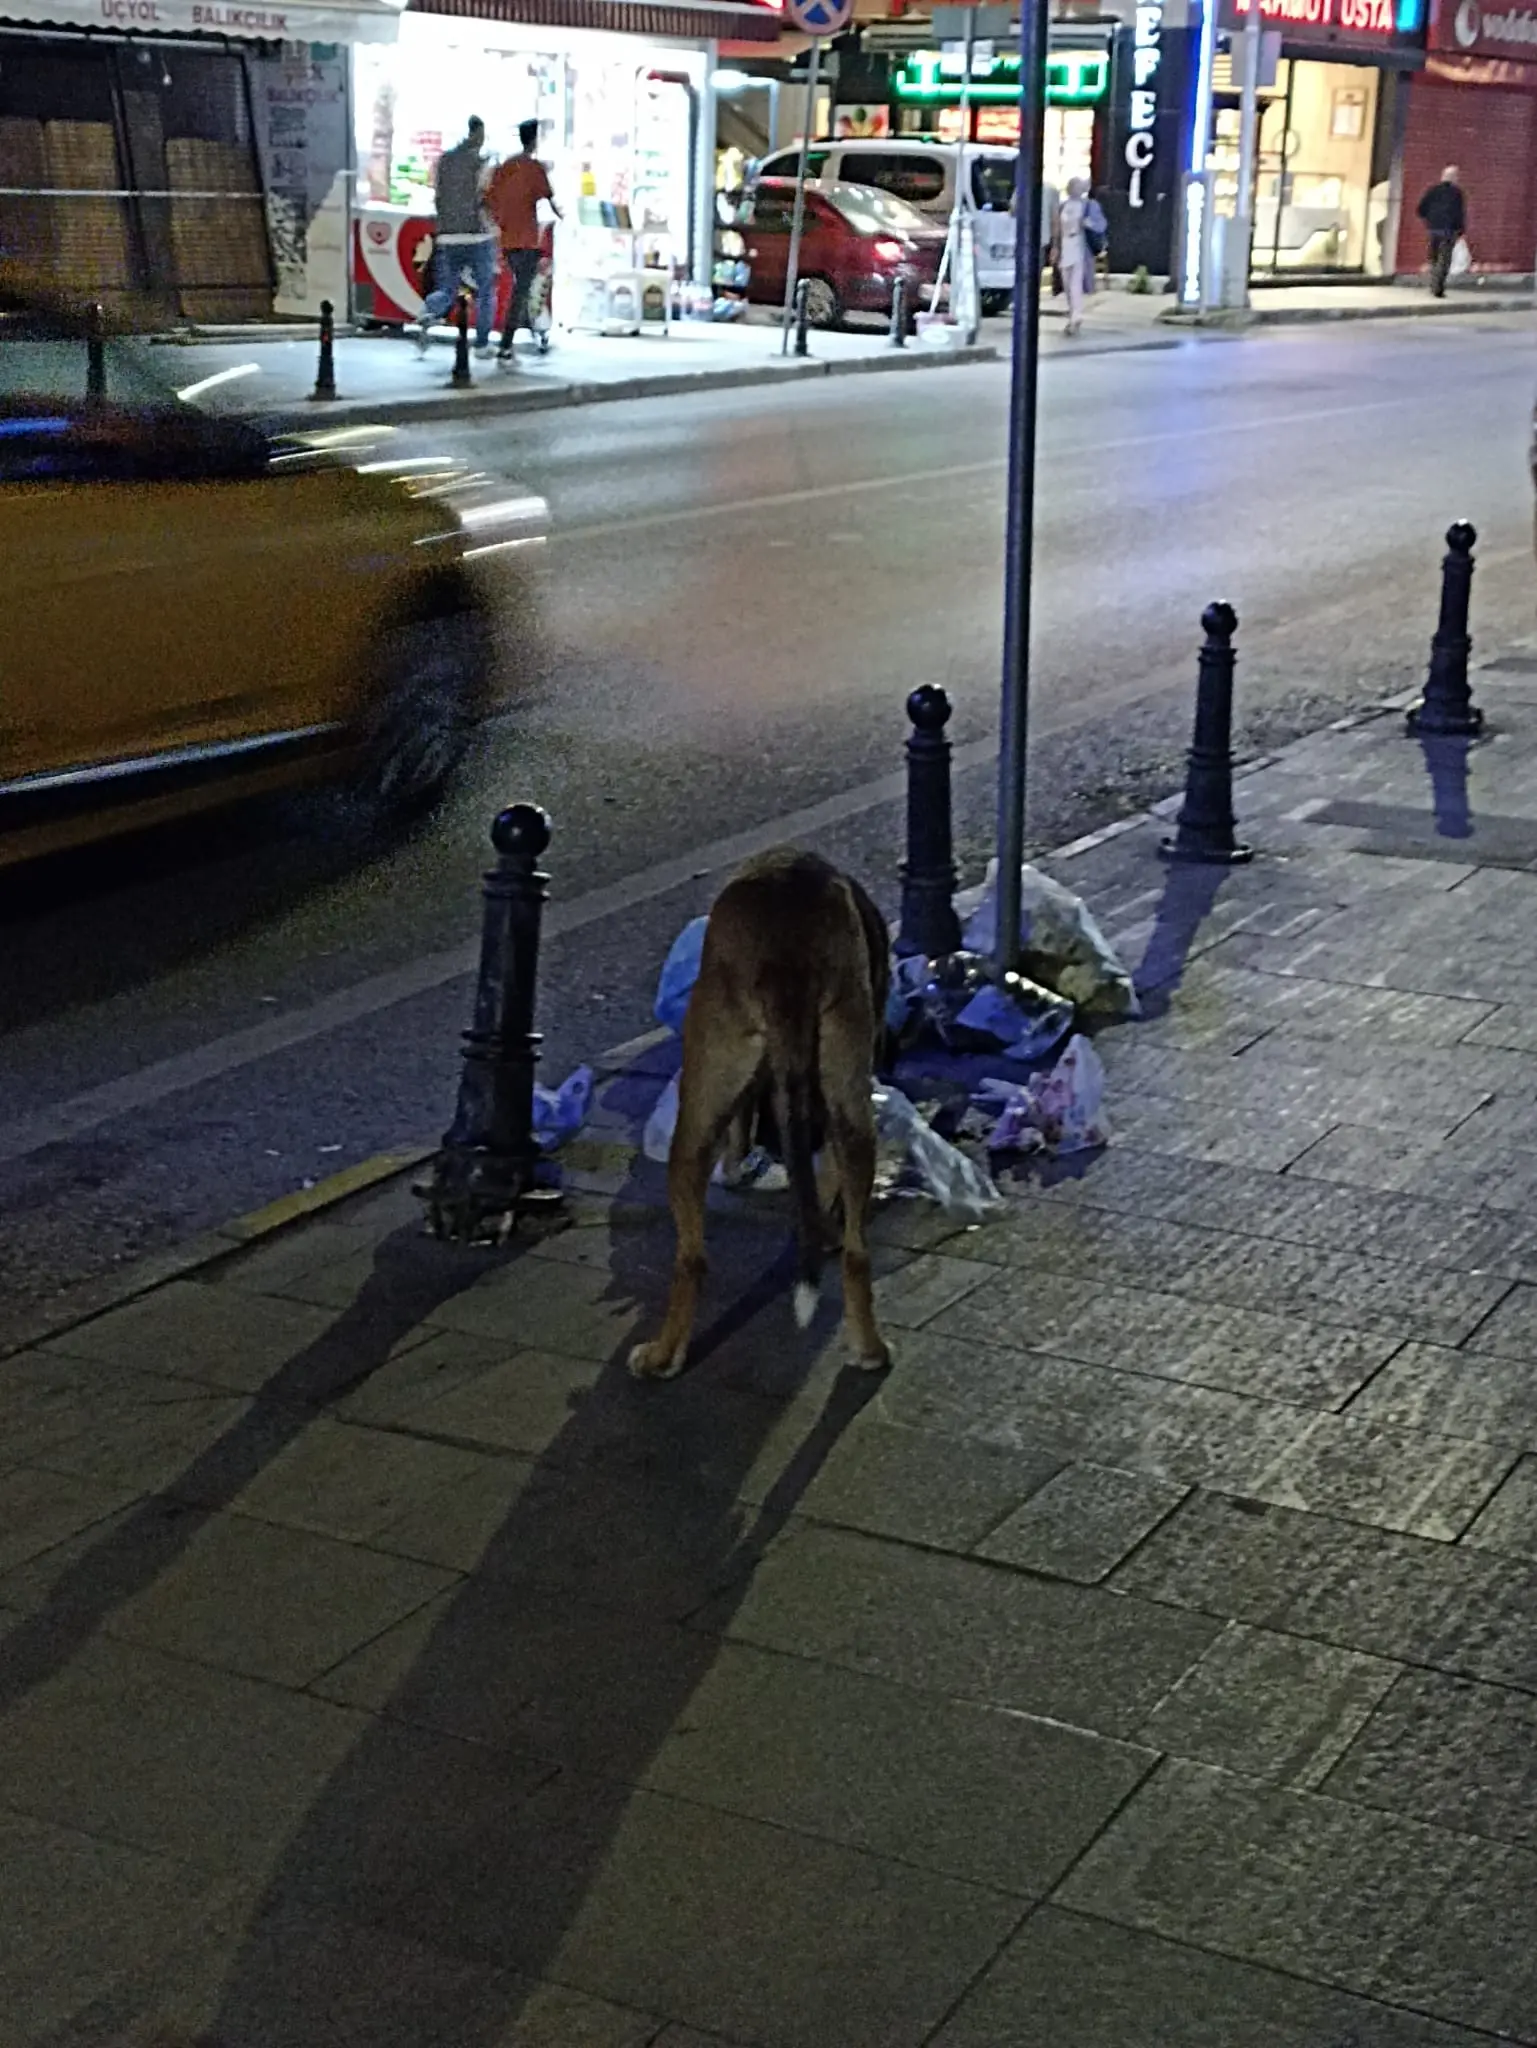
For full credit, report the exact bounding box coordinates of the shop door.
[1397,76,1537,273]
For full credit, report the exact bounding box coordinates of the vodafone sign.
[1431,0,1537,56]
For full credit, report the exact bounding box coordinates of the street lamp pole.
[993,0,1049,974]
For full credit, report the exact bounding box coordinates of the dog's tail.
[779,1064,824,1328]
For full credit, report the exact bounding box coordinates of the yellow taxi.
[0,282,545,868]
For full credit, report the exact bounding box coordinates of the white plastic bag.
[955,860,1139,1020]
[643,1073,679,1164]
[642,1073,788,1188]
[973,1034,1110,1156]
[873,1087,1008,1222]
[1449,236,1472,279]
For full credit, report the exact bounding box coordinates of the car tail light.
[872,238,905,264]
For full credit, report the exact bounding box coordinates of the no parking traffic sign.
[782,0,853,36]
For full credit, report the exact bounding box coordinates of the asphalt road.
[3,312,1534,1326]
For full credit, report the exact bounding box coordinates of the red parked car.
[743,179,946,328]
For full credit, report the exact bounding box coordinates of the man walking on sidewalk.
[1416,165,1466,298]
[416,116,497,355]
[486,119,562,363]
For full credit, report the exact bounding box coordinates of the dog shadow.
[58,1120,888,2045]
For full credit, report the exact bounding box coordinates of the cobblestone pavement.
[7,659,1537,2045]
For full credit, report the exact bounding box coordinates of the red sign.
[1429,0,1537,57]
[1224,0,1429,51]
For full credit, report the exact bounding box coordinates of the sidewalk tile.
[1449,1281,1537,1361]
[1054,1760,1537,2039]
[1283,1124,1502,1208]
[870,1254,990,1329]
[91,1511,456,1687]
[0,1468,138,1574]
[1463,1456,1537,1559]
[334,1327,517,1428]
[879,1335,1315,1495]
[714,1523,1220,1739]
[503,1779,1027,2048]
[926,1269,1395,1407]
[1243,1412,1514,1540]
[637,1641,1155,1894]
[0,1806,239,2044]
[1184,1235,1510,1345]
[743,1410,1063,1552]
[0,1633,368,1874]
[372,1347,608,1461]
[310,1576,712,1769]
[976,1465,1188,1582]
[427,1256,645,1362]
[930,1904,1489,2047]
[1321,1667,1537,1850]
[1350,1341,1537,1448]
[1113,1492,1537,1690]
[41,1279,342,1394]
[213,1415,540,1574]
[1138,1622,1399,1787]
[0,1354,253,1495]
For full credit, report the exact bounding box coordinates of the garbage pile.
[642,859,1130,1220]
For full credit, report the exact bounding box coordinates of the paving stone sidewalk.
[11,655,1537,2046]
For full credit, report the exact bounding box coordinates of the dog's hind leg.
[630,1038,763,1381]
[822,1017,890,1372]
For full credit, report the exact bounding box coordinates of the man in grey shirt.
[415,116,497,355]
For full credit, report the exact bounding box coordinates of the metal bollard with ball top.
[1407,521,1483,737]
[889,275,908,349]
[310,299,337,403]
[417,804,563,1241]
[896,684,962,959]
[451,289,473,390]
[1161,602,1253,866]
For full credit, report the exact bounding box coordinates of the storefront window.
[353,19,704,277]
[1210,57,1384,271]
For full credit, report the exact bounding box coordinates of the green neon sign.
[893,47,1110,105]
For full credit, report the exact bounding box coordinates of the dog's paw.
[847,1331,894,1373]
[628,1339,688,1382]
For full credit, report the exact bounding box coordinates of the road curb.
[1163,293,1531,331]
[257,341,999,431]
[0,683,1456,1359]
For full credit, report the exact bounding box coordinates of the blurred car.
[741,180,947,328]
[0,281,546,869]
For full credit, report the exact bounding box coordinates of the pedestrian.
[415,116,497,357]
[486,119,563,364]
[1052,175,1092,335]
[1416,165,1466,298]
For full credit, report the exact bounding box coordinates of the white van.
[750,138,1042,313]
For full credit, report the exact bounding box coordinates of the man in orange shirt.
[486,120,562,363]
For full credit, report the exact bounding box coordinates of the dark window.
[748,193,796,234]
[758,149,829,181]
[842,152,946,205]
[971,155,1017,211]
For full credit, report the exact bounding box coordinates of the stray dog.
[628,848,892,1380]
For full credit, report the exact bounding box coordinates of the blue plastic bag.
[655,915,709,1033]
[532,1065,593,1152]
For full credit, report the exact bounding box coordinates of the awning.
[0,0,406,40]
[410,0,782,42]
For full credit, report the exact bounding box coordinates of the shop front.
[351,0,776,326]
[1395,0,1537,273]
[0,0,397,319]
[1205,0,1427,274]
[833,21,1116,190]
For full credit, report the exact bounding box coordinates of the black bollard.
[896,683,963,959]
[417,804,563,1242]
[451,289,473,389]
[309,298,337,403]
[86,301,106,399]
[793,277,811,359]
[1407,521,1482,737]
[1161,602,1253,866]
[889,274,908,349]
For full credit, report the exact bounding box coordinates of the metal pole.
[992,0,1049,977]
[943,7,975,329]
[1407,521,1482,736]
[1232,0,1262,309]
[781,36,823,356]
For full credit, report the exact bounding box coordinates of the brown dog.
[628,848,892,1381]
